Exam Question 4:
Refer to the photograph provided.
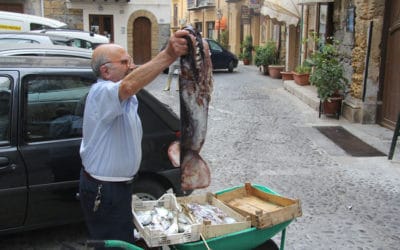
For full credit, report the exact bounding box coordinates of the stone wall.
[44,0,83,29]
[350,0,384,99]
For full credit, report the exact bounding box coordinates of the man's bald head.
[91,44,126,77]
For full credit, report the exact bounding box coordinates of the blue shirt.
[80,79,142,180]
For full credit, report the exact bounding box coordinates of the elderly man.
[79,29,190,245]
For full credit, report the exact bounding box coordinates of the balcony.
[188,0,216,10]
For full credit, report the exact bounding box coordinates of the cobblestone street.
[2,63,400,249]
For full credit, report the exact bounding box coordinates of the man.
[79,29,190,244]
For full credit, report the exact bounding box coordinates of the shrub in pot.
[254,41,278,75]
[239,35,253,65]
[309,37,349,117]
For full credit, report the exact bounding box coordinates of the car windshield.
[207,40,223,52]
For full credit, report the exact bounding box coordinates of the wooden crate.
[132,194,201,247]
[177,192,251,239]
[215,183,302,229]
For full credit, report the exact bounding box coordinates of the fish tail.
[181,150,210,190]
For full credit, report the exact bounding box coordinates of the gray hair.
[91,53,109,77]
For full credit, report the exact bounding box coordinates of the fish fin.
[181,151,210,190]
[168,141,180,167]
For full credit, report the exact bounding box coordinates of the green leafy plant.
[254,41,278,68]
[309,37,349,102]
[294,64,311,74]
[218,30,229,49]
[239,35,253,62]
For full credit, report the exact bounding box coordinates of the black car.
[205,38,238,72]
[0,56,190,235]
[163,38,238,73]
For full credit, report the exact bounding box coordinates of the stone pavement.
[283,79,400,163]
[148,64,400,249]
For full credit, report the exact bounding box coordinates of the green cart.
[86,184,295,250]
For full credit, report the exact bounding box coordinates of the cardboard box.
[177,192,251,239]
[215,183,302,229]
[132,194,201,247]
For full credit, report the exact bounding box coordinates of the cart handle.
[86,240,144,250]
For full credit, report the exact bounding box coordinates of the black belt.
[82,169,134,185]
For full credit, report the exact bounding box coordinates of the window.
[89,15,114,42]
[195,22,203,35]
[207,21,214,39]
[0,77,11,143]
[23,75,93,142]
[317,3,333,44]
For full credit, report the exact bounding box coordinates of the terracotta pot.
[268,65,285,79]
[280,71,294,81]
[293,72,310,85]
[320,96,343,119]
[243,58,250,65]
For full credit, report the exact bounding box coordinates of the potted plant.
[309,38,349,118]
[239,35,253,65]
[280,71,294,81]
[293,63,311,85]
[254,41,276,75]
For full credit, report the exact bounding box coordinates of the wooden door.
[133,17,151,65]
[381,0,400,129]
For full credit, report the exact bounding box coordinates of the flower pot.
[293,72,310,85]
[280,71,294,81]
[319,96,343,119]
[243,58,250,65]
[268,65,285,79]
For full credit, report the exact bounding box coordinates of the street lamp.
[216,9,223,42]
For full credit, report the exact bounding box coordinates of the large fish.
[168,26,213,190]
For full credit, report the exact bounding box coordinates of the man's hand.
[165,30,191,59]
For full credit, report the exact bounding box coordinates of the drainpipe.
[299,3,304,66]
[362,21,373,102]
[40,0,44,17]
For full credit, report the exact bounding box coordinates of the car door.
[0,72,28,231]
[17,71,94,226]
[207,39,229,69]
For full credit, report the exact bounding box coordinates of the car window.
[70,39,93,50]
[0,77,11,143]
[30,23,56,31]
[23,75,93,142]
[207,40,223,53]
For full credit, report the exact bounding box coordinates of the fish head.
[180,25,207,81]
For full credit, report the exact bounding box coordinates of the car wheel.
[228,60,234,72]
[132,179,167,201]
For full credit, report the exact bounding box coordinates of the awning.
[261,0,301,26]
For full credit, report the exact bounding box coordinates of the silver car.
[0,43,92,58]
[0,31,108,50]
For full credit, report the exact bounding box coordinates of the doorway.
[133,17,151,65]
[380,0,400,129]
[89,15,114,42]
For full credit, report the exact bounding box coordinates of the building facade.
[0,0,398,129]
